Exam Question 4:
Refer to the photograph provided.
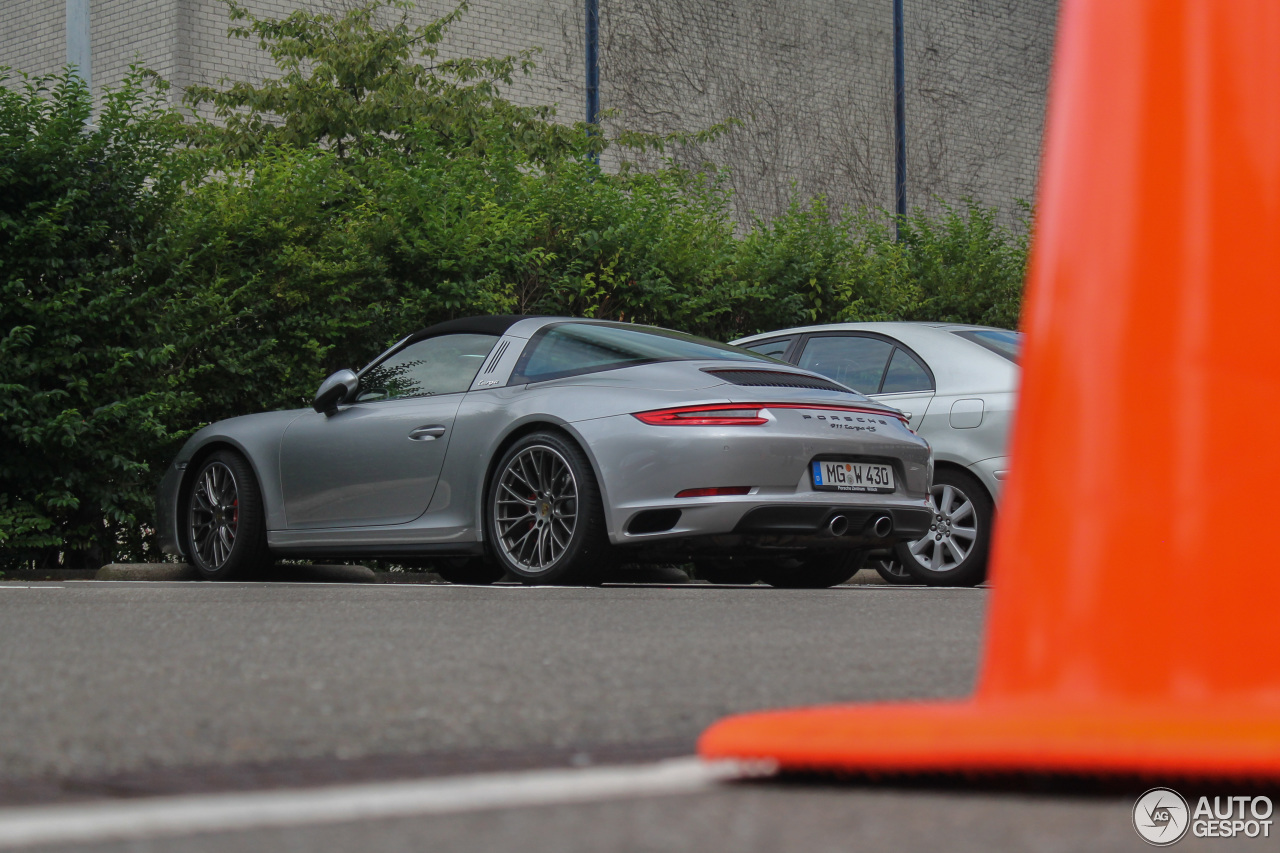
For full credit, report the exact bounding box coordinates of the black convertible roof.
[406,315,538,344]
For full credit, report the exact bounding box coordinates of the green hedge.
[0,70,195,569]
[0,1,1031,570]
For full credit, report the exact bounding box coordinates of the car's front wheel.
[486,431,610,585]
[894,467,992,587]
[184,450,270,580]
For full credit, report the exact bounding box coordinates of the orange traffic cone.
[700,0,1280,778]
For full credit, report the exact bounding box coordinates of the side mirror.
[313,369,358,415]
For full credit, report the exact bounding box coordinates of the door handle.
[408,425,447,441]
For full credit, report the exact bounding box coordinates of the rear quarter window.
[512,323,769,384]
[952,329,1022,363]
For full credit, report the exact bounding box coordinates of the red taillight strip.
[633,404,768,426]
[632,402,906,426]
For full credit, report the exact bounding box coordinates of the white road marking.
[0,586,63,591]
[0,758,765,849]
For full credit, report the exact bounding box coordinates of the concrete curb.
[96,564,200,581]
[373,572,447,584]
[262,564,380,584]
[93,563,382,584]
[0,569,99,582]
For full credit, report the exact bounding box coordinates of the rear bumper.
[734,504,932,541]
[573,408,933,548]
[614,501,933,558]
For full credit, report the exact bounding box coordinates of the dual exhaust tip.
[827,514,893,538]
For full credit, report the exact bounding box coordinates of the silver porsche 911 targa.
[156,316,934,587]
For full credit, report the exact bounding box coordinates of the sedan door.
[870,344,936,431]
[793,333,935,430]
[279,333,497,529]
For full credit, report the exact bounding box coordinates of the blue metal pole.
[893,0,906,238]
[585,0,600,165]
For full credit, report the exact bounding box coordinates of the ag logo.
[1134,788,1190,846]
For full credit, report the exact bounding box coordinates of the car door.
[792,333,935,430]
[870,344,936,431]
[279,333,497,529]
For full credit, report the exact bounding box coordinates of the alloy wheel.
[906,482,978,573]
[494,445,579,573]
[190,461,240,570]
[874,556,914,581]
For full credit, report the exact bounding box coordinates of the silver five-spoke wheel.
[494,445,579,573]
[190,461,239,570]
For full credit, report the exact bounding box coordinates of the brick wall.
[0,0,1056,222]
[1,0,65,80]
[2,0,180,94]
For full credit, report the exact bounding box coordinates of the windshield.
[512,322,773,384]
[952,329,1022,363]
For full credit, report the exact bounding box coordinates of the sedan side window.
[880,347,934,393]
[356,333,497,402]
[797,335,893,393]
[743,337,793,360]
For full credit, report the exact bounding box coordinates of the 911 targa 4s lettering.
[155,316,934,587]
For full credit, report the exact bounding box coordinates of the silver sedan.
[732,322,1019,586]
[157,317,934,587]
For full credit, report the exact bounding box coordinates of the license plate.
[811,461,895,493]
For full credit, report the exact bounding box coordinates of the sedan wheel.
[893,468,992,587]
[185,450,270,580]
[871,556,916,585]
[487,432,610,584]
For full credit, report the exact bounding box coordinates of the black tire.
[485,431,611,585]
[693,557,762,585]
[183,450,271,581]
[759,550,867,589]
[434,557,508,585]
[871,556,917,585]
[895,466,992,587]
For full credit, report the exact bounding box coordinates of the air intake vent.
[704,369,850,393]
[626,509,682,535]
[482,340,510,374]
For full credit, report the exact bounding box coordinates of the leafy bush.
[0,0,1031,569]
[0,69,193,569]
[184,0,592,165]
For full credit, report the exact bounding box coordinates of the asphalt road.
[0,580,1266,851]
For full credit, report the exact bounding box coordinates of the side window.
[880,348,934,394]
[356,333,497,402]
[515,326,645,382]
[797,335,893,393]
[743,337,793,360]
